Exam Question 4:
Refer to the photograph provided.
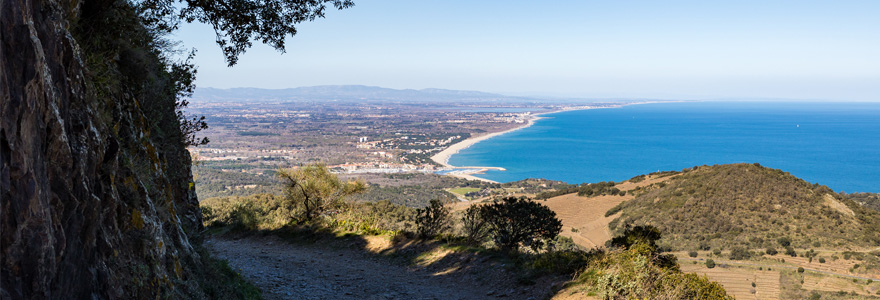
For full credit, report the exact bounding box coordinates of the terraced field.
[680,263,781,300]
[802,273,879,296]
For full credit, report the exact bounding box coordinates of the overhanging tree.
[135,0,355,66]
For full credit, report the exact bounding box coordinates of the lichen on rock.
[1,0,209,298]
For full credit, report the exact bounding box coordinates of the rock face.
[1,0,204,298]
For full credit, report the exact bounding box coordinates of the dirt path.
[207,236,539,300]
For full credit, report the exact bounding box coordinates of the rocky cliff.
[1,0,209,298]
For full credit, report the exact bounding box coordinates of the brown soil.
[541,193,626,248]
[208,235,561,300]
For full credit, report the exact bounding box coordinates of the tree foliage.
[277,163,365,222]
[136,0,354,66]
[480,196,562,251]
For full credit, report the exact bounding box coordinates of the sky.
[173,0,880,101]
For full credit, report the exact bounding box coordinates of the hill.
[607,163,880,252]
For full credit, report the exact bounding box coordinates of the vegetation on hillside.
[845,192,880,213]
[200,164,733,299]
[576,226,732,300]
[607,163,880,251]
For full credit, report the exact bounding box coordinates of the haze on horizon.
[175,0,880,102]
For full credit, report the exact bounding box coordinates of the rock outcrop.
[1,0,205,298]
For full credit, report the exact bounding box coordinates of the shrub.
[277,163,365,222]
[578,247,732,299]
[819,257,826,263]
[713,249,722,256]
[480,197,562,251]
[808,291,821,300]
[785,246,797,257]
[415,199,451,238]
[765,247,778,255]
[460,204,489,244]
[797,267,805,273]
[334,200,416,233]
[729,246,750,260]
[604,202,625,217]
[609,225,662,253]
[689,251,698,258]
[706,259,716,268]
[778,237,792,247]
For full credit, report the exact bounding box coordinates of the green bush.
[578,241,732,299]
[765,247,778,255]
[415,199,451,238]
[460,204,489,244]
[797,267,805,273]
[778,237,792,247]
[819,257,826,263]
[688,251,698,258]
[705,259,716,268]
[277,163,365,222]
[480,197,562,251]
[728,246,750,260]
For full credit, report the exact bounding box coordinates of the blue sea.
[447,102,880,193]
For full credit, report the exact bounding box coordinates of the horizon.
[177,1,879,102]
[192,84,880,103]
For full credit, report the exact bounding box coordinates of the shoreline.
[431,103,653,182]
[430,115,546,168]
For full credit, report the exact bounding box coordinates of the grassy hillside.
[608,163,880,251]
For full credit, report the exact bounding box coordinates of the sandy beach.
[430,115,545,168]
[430,113,549,183]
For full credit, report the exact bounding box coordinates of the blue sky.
[174,0,879,101]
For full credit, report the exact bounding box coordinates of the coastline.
[430,103,653,182]
[430,115,545,168]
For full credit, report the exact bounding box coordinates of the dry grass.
[766,254,872,278]
[541,193,627,248]
[549,286,601,300]
[447,175,674,249]
[680,263,781,300]
[539,175,673,248]
[802,273,877,296]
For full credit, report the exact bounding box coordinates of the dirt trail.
[208,236,540,300]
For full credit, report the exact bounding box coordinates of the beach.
[430,115,545,168]
[430,113,548,183]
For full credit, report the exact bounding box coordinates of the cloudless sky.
[174,0,880,101]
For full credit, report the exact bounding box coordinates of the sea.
[447,101,880,193]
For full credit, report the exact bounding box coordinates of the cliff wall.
[1,0,206,298]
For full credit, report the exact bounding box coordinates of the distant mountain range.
[191,85,651,104]
[191,85,534,103]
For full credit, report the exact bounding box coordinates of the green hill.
[608,163,880,251]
